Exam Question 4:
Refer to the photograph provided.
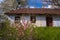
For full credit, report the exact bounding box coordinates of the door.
[46,16,53,26]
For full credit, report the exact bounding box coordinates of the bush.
[25,27,60,40]
[0,15,60,40]
[0,18,18,40]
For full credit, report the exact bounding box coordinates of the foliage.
[0,18,18,40]
[0,17,60,40]
[25,27,60,40]
[1,0,17,13]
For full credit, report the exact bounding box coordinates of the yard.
[0,16,60,40]
[0,22,60,40]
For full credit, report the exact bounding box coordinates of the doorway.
[46,15,53,26]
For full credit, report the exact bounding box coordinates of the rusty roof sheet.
[5,8,60,15]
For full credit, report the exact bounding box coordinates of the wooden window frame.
[30,15,36,23]
[15,15,20,23]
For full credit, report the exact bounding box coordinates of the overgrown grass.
[25,27,60,40]
[0,19,60,40]
[0,19,18,40]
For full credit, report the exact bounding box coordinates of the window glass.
[30,15,36,23]
[15,16,20,23]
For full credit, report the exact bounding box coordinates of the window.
[18,2,21,4]
[15,16,20,23]
[30,15,36,23]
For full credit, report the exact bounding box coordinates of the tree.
[0,14,18,40]
[50,0,60,8]
[42,0,60,8]
[17,0,28,8]
[52,0,60,6]
[1,0,28,13]
[1,0,18,13]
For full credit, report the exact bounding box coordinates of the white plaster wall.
[7,15,46,27]
[35,15,46,27]
[7,15,15,24]
[8,15,30,23]
[7,15,60,27]
[22,15,30,21]
[21,15,46,27]
[53,16,60,27]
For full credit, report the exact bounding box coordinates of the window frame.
[30,15,36,23]
[15,15,20,23]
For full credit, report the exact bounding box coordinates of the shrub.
[0,15,60,40]
[25,27,60,40]
[0,17,18,40]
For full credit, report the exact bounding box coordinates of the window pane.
[30,15,36,23]
[15,16,20,23]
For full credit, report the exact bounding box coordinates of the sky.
[0,0,3,2]
[27,0,42,8]
[0,0,48,8]
[0,0,3,3]
[27,0,48,8]
[16,0,48,8]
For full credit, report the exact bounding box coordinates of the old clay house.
[4,0,60,27]
[5,8,60,27]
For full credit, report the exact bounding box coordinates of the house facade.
[5,8,60,27]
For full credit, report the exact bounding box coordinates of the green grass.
[1,20,60,40]
[25,27,60,40]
